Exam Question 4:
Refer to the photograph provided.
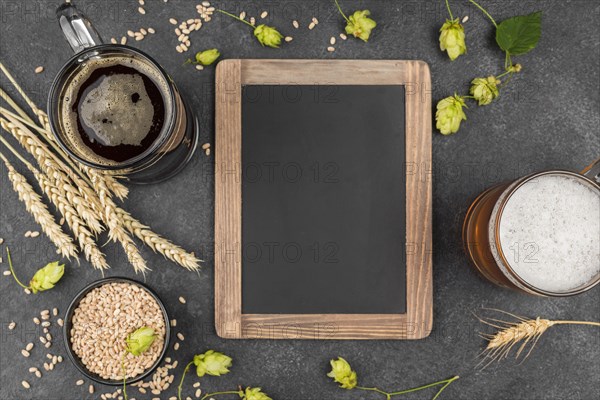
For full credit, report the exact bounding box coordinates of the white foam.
[498,174,600,292]
[78,72,152,146]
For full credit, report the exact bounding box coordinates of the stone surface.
[0,1,598,399]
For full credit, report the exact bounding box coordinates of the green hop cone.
[29,262,64,293]
[254,24,283,48]
[125,327,156,356]
[435,94,467,135]
[439,19,466,61]
[327,357,357,390]
[195,48,221,65]
[470,76,500,106]
[345,10,376,42]
[240,387,272,400]
[193,350,232,377]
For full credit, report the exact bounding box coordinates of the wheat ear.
[88,170,148,274]
[0,115,133,271]
[0,133,108,269]
[1,113,144,273]
[0,115,104,235]
[79,163,129,201]
[476,309,600,368]
[34,169,109,270]
[0,152,78,259]
[117,208,201,271]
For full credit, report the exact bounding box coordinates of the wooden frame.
[215,60,432,340]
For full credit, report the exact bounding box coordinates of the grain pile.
[70,282,166,380]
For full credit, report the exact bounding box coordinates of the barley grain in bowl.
[64,278,170,385]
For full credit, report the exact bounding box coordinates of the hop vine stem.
[444,0,454,20]
[177,361,195,400]
[4,247,30,290]
[467,0,497,27]
[334,0,350,22]
[200,391,241,400]
[217,9,256,28]
[122,354,128,400]
[355,376,460,399]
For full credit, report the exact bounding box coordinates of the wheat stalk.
[476,309,600,368]
[0,152,78,260]
[117,208,201,271]
[0,115,104,235]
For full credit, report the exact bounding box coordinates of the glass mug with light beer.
[48,2,199,184]
[463,160,600,296]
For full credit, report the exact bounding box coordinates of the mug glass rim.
[492,169,600,296]
[47,44,177,170]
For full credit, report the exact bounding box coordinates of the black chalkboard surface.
[241,85,406,314]
[215,59,432,340]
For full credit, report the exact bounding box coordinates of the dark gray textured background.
[0,1,598,399]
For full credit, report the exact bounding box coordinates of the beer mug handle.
[582,158,600,184]
[56,1,103,54]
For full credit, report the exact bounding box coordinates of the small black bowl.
[63,277,171,386]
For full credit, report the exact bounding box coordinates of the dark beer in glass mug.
[48,2,199,184]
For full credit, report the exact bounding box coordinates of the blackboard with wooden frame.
[215,59,432,340]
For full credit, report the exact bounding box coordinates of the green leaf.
[495,11,542,55]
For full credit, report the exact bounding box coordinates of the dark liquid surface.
[71,64,165,163]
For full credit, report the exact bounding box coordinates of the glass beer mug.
[48,2,199,184]
[463,159,600,296]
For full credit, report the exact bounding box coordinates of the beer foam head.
[499,173,600,293]
[78,72,153,146]
[59,54,172,166]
